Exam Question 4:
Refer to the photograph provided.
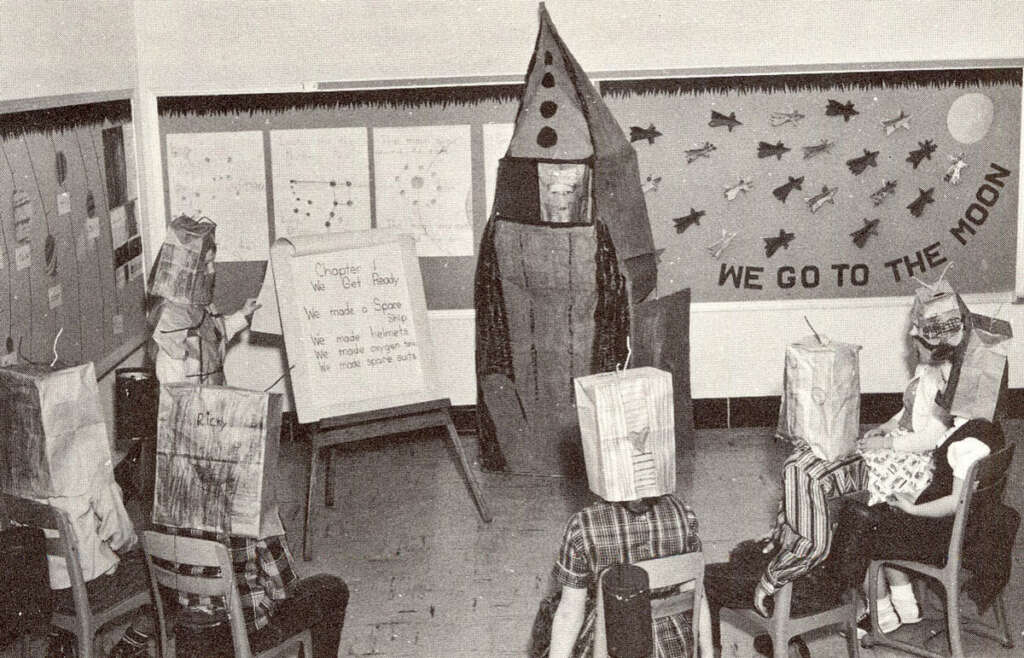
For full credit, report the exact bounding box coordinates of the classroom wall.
[131,0,1024,404]
[0,0,140,445]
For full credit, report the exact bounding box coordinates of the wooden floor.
[6,422,1022,656]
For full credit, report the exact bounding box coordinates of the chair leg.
[772,633,789,658]
[992,591,1014,648]
[945,583,964,658]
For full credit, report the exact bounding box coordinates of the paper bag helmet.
[149,215,217,305]
[909,278,965,349]
[573,368,675,501]
[491,3,657,301]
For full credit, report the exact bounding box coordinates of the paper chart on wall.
[270,128,372,239]
[166,131,268,261]
[482,123,514,217]
[372,125,473,257]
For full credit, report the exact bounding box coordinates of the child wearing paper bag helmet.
[143,216,348,658]
[544,368,713,658]
[854,273,1010,635]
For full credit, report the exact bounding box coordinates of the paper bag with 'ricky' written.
[153,384,283,538]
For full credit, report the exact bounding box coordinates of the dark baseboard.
[289,389,1023,436]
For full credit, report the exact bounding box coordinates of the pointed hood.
[492,3,657,301]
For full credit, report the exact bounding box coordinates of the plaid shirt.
[152,525,297,632]
[553,494,702,658]
[759,446,866,597]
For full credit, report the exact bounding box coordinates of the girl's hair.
[621,497,661,514]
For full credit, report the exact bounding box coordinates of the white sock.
[876,595,901,633]
[889,583,921,623]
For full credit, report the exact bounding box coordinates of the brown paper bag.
[948,317,1011,421]
[153,384,283,538]
[776,336,861,461]
[574,367,675,501]
[148,215,217,305]
[0,363,113,498]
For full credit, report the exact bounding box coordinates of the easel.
[303,398,491,560]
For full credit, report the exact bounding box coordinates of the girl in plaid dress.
[545,369,713,657]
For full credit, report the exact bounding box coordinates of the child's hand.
[858,433,890,451]
[888,493,917,514]
[240,297,262,317]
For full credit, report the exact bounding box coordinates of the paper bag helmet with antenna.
[574,341,675,501]
[148,215,217,305]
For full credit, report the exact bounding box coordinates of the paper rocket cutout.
[846,149,879,175]
[907,187,935,217]
[630,124,662,144]
[870,179,898,206]
[907,140,937,169]
[724,178,753,201]
[881,110,911,136]
[764,229,795,257]
[673,208,705,234]
[772,176,804,202]
[642,175,662,193]
[944,153,968,185]
[804,185,837,214]
[685,142,716,164]
[826,99,859,121]
[802,139,835,159]
[709,110,742,131]
[770,110,805,127]
[850,218,880,248]
[706,229,738,259]
[758,141,791,160]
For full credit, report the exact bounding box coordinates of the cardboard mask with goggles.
[909,279,964,350]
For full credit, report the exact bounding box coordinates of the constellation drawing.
[166,131,268,261]
[373,125,473,257]
[269,128,371,239]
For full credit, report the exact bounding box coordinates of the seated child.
[145,215,348,658]
[544,369,713,658]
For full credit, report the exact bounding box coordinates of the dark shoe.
[45,631,76,658]
[109,627,150,658]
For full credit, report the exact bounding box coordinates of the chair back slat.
[146,561,232,598]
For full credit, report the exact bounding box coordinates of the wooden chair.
[0,492,154,658]
[864,442,1016,658]
[593,552,705,658]
[141,529,312,658]
[717,495,862,658]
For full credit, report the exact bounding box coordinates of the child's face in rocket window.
[538,162,591,223]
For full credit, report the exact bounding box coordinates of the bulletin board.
[0,96,146,375]
[158,86,522,310]
[602,67,1021,301]
[261,231,438,424]
[158,64,1021,309]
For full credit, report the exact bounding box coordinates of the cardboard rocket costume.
[475,4,657,474]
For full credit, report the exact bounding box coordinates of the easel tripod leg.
[445,420,492,523]
[303,446,318,561]
[324,448,334,508]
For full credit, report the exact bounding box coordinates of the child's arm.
[549,585,587,658]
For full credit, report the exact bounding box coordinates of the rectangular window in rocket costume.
[153,384,284,539]
[573,367,675,501]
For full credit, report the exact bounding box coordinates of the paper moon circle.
[947,93,994,144]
